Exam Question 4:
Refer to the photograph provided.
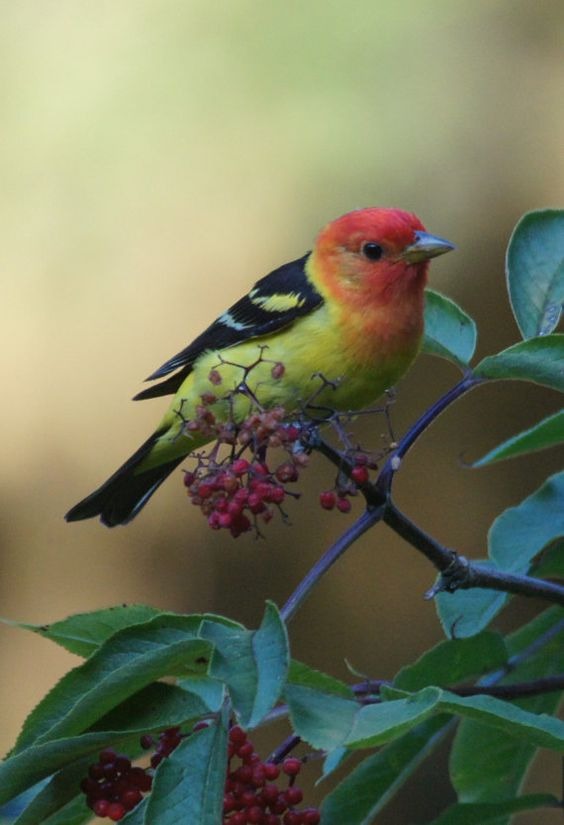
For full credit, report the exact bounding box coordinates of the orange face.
[312,207,452,307]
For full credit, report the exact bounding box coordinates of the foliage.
[2,210,564,824]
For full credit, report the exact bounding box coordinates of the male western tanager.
[66,208,454,526]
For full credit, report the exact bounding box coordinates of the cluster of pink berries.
[224,726,320,824]
[80,724,320,824]
[183,379,307,536]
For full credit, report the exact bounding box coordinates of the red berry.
[248,805,265,823]
[275,462,299,483]
[121,788,142,810]
[208,369,222,385]
[285,786,303,805]
[238,741,255,760]
[282,758,302,777]
[283,813,301,825]
[232,458,251,475]
[263,762,280,781]
[262,783,279,803]
[336,496,352,513]
[99,748,117,764]
[93,799,110,817]
[271,362,285,379]
[107,801,126,821]
[351,465,369,484]
[229,725,247,745]
[319,491,336,510]
[268,486,285,504]
[88,763,105,780]
[140,734,154,749]
[302,810,321,824]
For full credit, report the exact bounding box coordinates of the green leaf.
[506,209,564,339]
[436,473,564,636]
[11,758,90,825]
[423,289,477,368]
[346,686,564,750]
[285,662,358,750]
[473,409,564,466]
[91,682,210,733]
[0,731,141,805]
[321,717,450,825]
[200,601,288,728]
[435,562,507,639]
[474,334,564,391]
[394,632,507,691]
[450,608,564,807]
[120,798,147,824]
[532,538,564,578]
[13,615,212,754]
[429,794,560,825]
[145,720,228,825]
[16,605,164,657]
[42,795,92,825]
[489,470,564,573]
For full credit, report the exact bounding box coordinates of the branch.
[376,374,480,495]
[352,674,564,702]
[384,502,564,607]
[280,505,385,623]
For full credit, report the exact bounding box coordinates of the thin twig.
[280,505,385,623]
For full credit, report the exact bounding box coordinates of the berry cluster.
[80,725,320,824]
[224,726,320,824]
[183,384,308,537]
[80,748,152,821]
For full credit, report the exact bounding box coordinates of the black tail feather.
[65,431,182,527]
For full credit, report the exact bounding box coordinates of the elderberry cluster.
[183,375,308,537]
[80,748,151,821]
[224,726,320,824]
[80,724,320,824]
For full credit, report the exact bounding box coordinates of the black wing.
[134,253,323,401]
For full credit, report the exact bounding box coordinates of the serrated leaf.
[12,759,91,825]
[475,334,564,391]
[429,793,560,825]
[423,289,477,368]
[506,209,564,339]
[321,716,450,825]
[285,662,357,751]
[200,601,288,728]
[14,615,211,754]
[450,608,564,807]
[346,686,564,750]
[16,605,164,657]
[144,721,227,825]
[394,632,507,691]
[473,409,564,466]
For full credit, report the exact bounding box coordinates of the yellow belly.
[138,305,420,471]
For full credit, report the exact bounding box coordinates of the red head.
[311,207,453,306]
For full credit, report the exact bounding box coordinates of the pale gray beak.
[401,230,456,263]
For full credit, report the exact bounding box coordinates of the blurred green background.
[1,1,563,822]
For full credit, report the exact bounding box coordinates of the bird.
[65,207,454,527]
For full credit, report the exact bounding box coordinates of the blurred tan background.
[1,1,563,822]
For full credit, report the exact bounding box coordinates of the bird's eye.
[361,242,384,261]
